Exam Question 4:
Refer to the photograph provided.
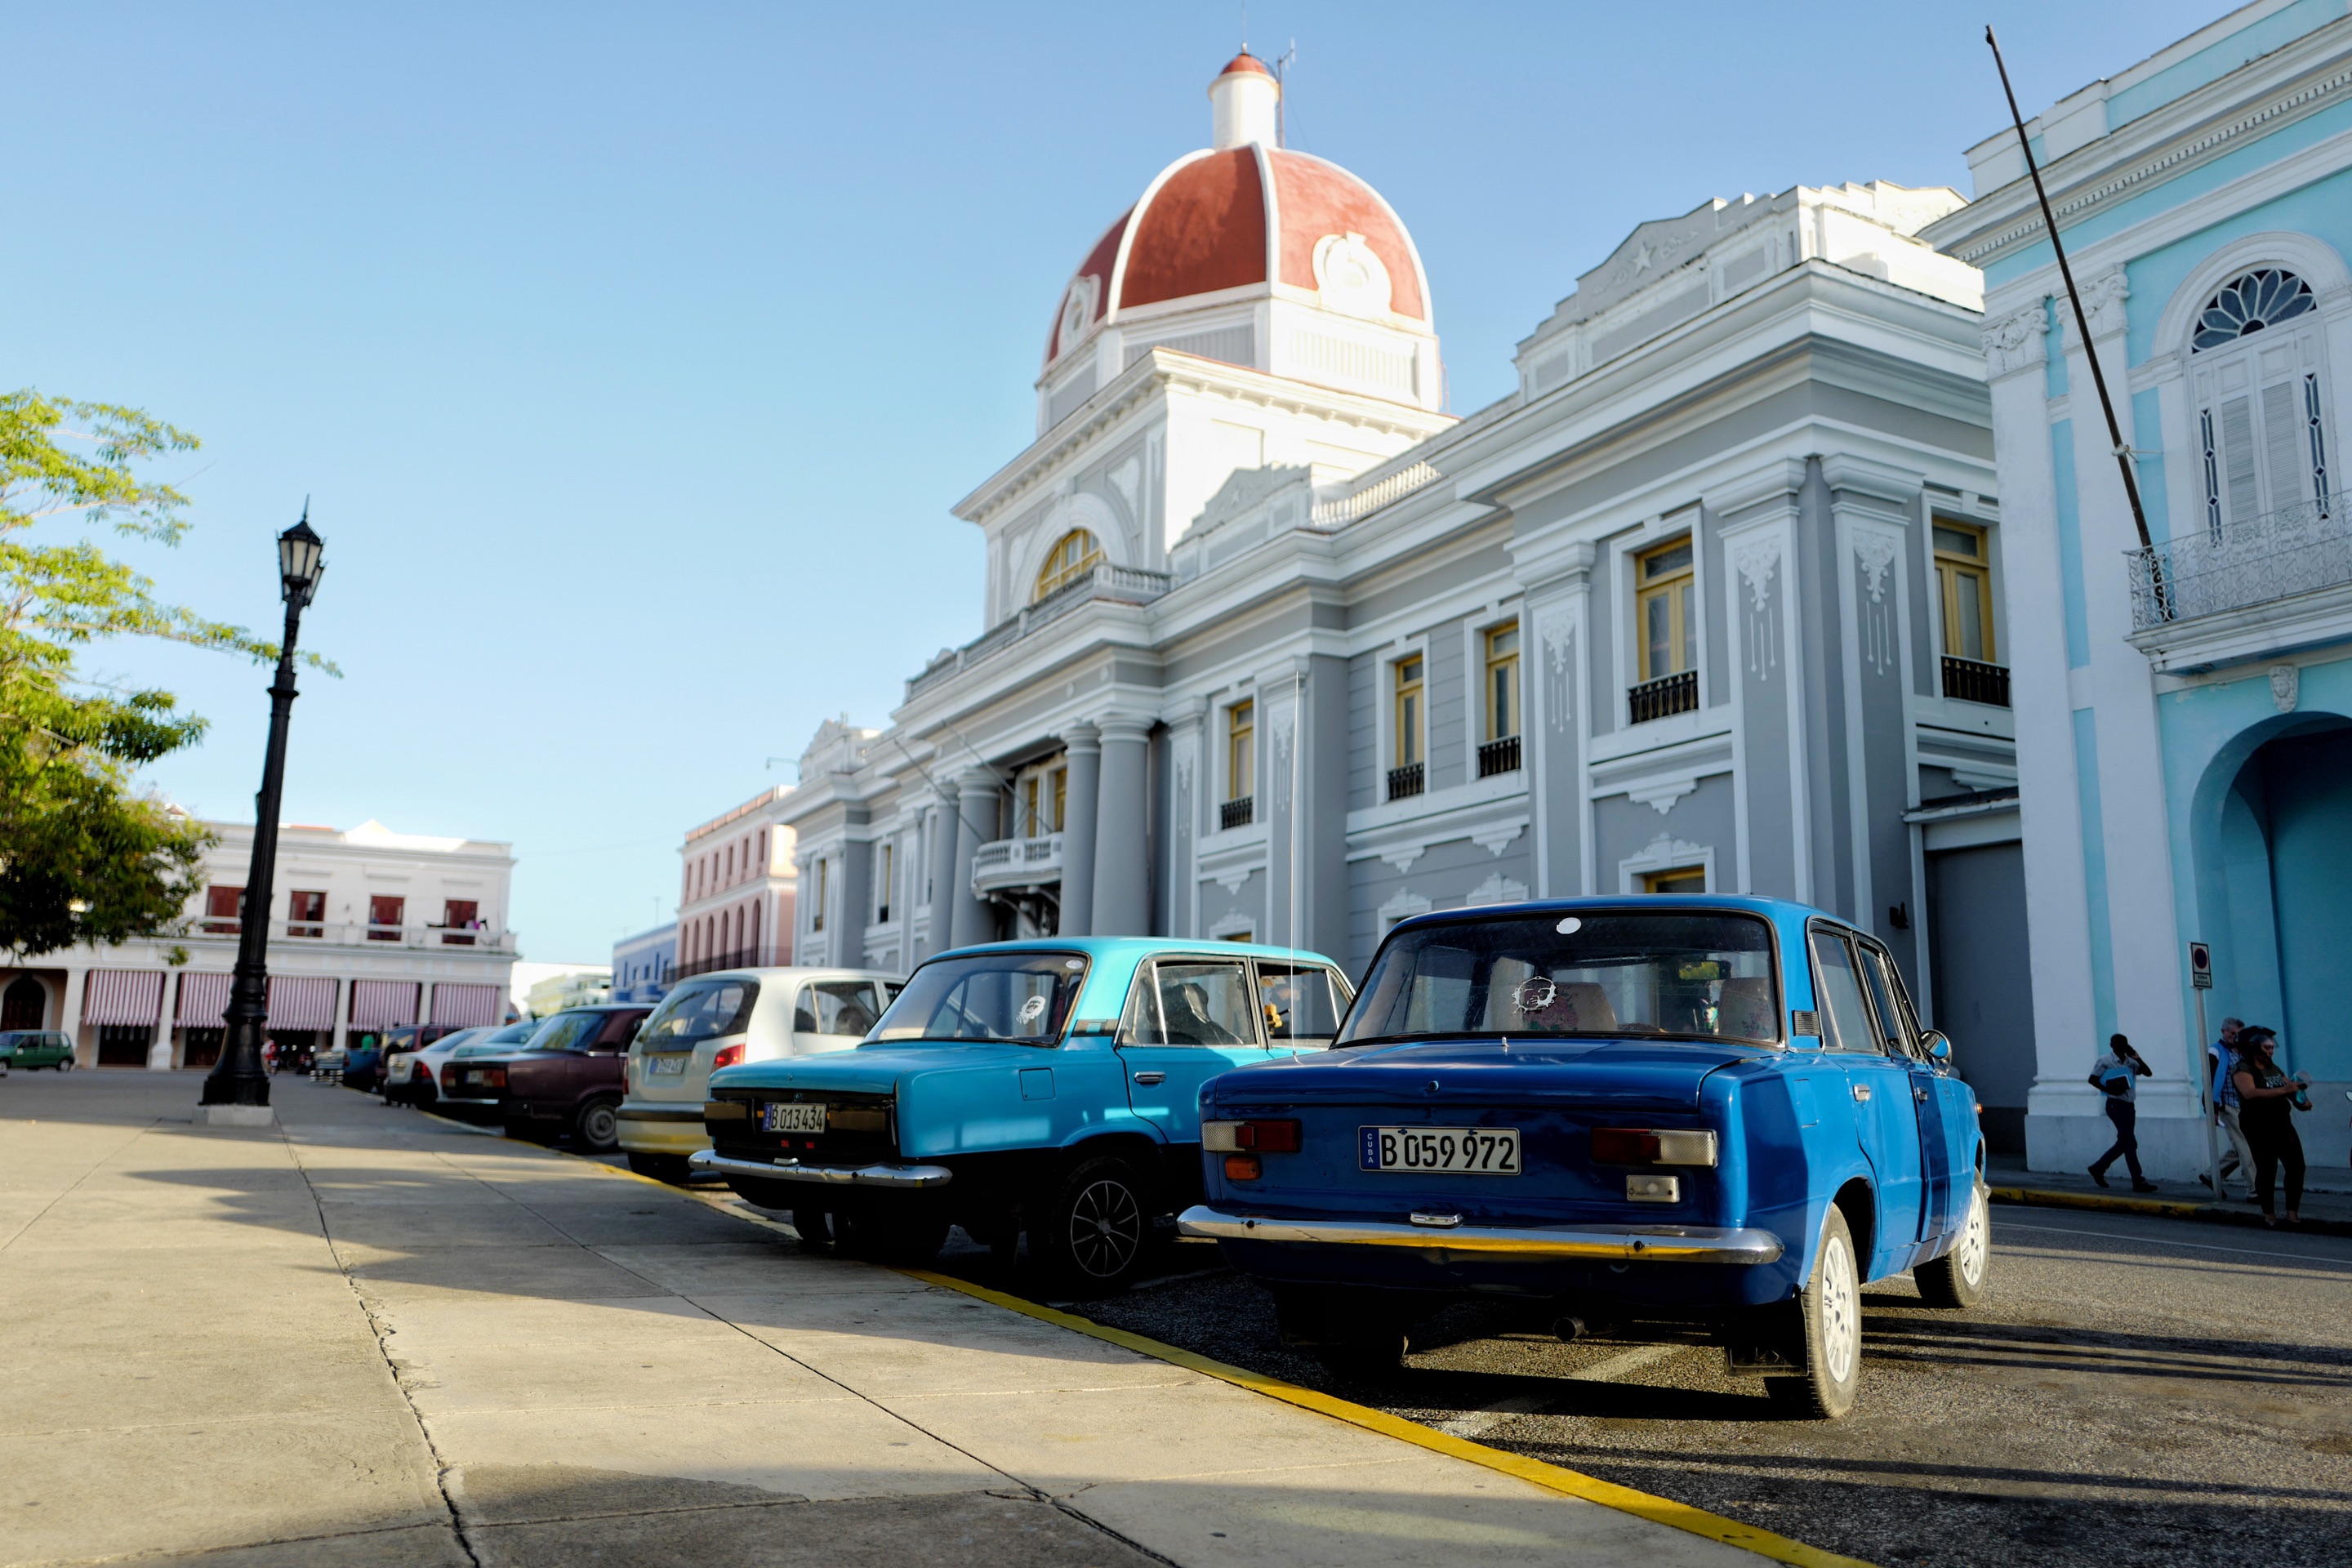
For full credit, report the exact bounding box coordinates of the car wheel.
[834,1207,949,1266]
[791,1209,837,1252]
[626,1153,692,1184]
[59,1057,74,1072]
[573,1097,621,1152]
[1036,1156,1150,1293]
[1766,1205,1863,1419]
[1914,1179,1991,1309]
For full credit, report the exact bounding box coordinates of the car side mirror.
[1921,1030,1952,1061]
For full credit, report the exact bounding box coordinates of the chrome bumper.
[1177,1205,1783,1265]
[617,1103,706,1123]
[688,1148,954,1189]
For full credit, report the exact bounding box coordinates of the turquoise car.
[692,937,1355,1289]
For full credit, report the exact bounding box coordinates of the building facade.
[610,922,677,1003]
[773,52,2031,1134]
[0,818,517,1068]
[676,788,796,977]
[1923,0,2352,1175]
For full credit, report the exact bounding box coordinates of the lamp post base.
[192,1103,278,1128]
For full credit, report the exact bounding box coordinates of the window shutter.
[2219,396,2259,524]
[2261,379,2308,512]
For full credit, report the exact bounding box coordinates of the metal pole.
[199,596,305,1110]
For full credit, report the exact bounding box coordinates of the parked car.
[448,1004,651,1151]
[430,1022,544,1120]
[1177,898,1988,1419]
[618,967,901,1183]
[693,938,1354,1289]
[340,1032,394,1094]
[310,1046,345,1082]
[0,1031,77,1071]
[385,1026,495,1107]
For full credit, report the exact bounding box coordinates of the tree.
[0,389,296,957]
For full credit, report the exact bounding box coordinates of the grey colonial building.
[779,54,2033,1139]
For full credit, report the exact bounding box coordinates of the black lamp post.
[198,509,325,1118]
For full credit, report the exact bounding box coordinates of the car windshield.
[636,978,759,1049]
[421,1028,482,1054]
[870,952,1088,1047]
[453,1021,536,1057]
[1339,911,1781,1046]
[521,1011,601,1052]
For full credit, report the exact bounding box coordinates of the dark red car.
[447,1004,650,1152]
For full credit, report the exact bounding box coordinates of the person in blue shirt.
[2202,1017,2256,1201]
[2087,1033,2157,1192]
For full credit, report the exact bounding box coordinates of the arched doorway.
[1,976,46,1031]
[2200,715,2352,1082]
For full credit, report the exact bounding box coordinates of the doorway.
[1,976,45,1031]
[97,1026,154,1067]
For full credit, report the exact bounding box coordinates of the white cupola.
[1209,51,1280,149]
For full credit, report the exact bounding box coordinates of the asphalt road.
[925,1206,2352,1568]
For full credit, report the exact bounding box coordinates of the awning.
[82,969,164,1027]
[350,980,419,1028]
[268,975,339,1030]
[430,982,503,1027]
[175,972,234,1026]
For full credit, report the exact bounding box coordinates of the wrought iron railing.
[906,564,1175,700]
[1220,795,1254,830]
[1628,670,1699,724]
[1386,762,1425,801]
[1477,735,1521,777]
[1940,656,2011,707]
[2127,490,2348,630]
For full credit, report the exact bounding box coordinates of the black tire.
[626,1152,692,1184]
[58,1057,74,1073]
[1035,1156,1151,1292]
[834,1207,950,1266]
[791,1209,837,1252]
[1914,1178,1991,1309]
[573,1097,621,1152]
[1766,1204,1864,1419]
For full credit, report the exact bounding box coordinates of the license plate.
[763,1102,826,1134]
[1359,1126,1521,1174]
[645,1054,688,1076]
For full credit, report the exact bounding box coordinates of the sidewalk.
[1988,1152,2352,1237]
[0,1074,1798,1568]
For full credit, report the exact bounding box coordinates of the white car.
[396,1020,539,1114]
[617,967,900,1182]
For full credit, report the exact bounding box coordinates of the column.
[948,770,997,949]
[332,978,350,1059]
[1058,723,1102,937]
[1161,698,1206,939]
[1092,715,1153,937]
[149,969,176,1070]
[60,966,87,1067]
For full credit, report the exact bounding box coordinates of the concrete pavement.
[0,1073,1793,1568]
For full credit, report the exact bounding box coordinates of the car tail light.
[1591,1128,1717,1167]
[1223,1154,1263,1181]
[712,1044,746,1069]
[1202,1119,1301,1153]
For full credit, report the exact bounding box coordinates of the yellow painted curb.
[900,1267,1873,1568]
[1989,1185,2207,1220]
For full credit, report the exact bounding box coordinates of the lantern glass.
[278,519,323,604]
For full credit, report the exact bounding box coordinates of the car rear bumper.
[619,1102,712,1156]
[688,1148,953,1189]
[1176,1205,1784,1265]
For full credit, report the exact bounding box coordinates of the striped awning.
[176,972,234,1026]
[349,979,419,1028]
[430,982,503,1027]
[268,975,339,1030]
[83,969,165,1027]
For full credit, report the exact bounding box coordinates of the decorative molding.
[2271,662,2301,713]
[1470,818,1526,856]
[1851,532,1899,604]
[1208,907,1258,939]
[1704,457,1809,519]
[1535,602,1575,677]
[1981,305,2048,381]
[2075,265,2130,341]
[1618,832,1715,893]
[1464,871,1530,907]
[1109,457,1141,519]
[1731,535,1781,615]
[1378,844,1425,875]
[1212,863,1254,895]
[1627,777,1699,817]
[1376,887,1432,935]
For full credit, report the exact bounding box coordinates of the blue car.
[693,937,1355,1289]
[1178,898,1987,1419]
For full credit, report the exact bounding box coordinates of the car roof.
[1383,893,1840,936]
[661,967,898,983]
[921,936,1347,966]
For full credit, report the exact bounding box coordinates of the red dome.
[1045,145,1428,366]
[1217,51,1274,78]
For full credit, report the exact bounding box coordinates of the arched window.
[1034,529,1104,600]
[2189,268,2330,535]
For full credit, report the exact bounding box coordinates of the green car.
[0,1031,77,1071]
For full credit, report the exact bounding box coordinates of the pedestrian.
[2230,1026,2310,1227]
[2203,1016,2257,1200]
[2087,1032,2158,1192]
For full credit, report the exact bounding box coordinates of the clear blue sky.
[6,1,2222,962]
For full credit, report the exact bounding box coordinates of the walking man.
[2088,1032,2158,1192]
[2205,1017,2257,1200]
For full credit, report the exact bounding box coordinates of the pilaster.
[1092,715,1154,938]
[1060,722,1102,937]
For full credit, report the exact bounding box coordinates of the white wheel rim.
[1956,1183,1989,1287]
[1820,1232,1860,1383]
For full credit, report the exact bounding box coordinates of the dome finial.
[1209,51,1279,149]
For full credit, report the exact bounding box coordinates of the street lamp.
[197,507,326,1125]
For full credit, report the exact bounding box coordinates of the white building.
[0,818,517,1068]
[675,787,797,976]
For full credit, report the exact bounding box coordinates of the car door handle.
[1134,1071,1165,1085]
[1852,1083,1872,1102]
[1914,1086,1930,1102]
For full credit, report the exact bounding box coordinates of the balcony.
[1219,795,1254,831]
[907,564,1174,701]
[1628,670,1699,724]
[1940,656,2011,707]
[1386,762,1425,801]
[2127,492,2352,671]
[1477,735,1521,777]
[183,922,518,953]
[972,833,1063,895]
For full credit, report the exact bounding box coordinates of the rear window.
[871,952,1088,1047]
[523,1011,601,1052]
[637,978,759,1049]
[1339,911,1780,1046]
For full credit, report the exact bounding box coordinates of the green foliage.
[0,390,299,956]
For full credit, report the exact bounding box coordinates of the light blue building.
[1926,0,2352,1176]
[610,921,676,1004]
